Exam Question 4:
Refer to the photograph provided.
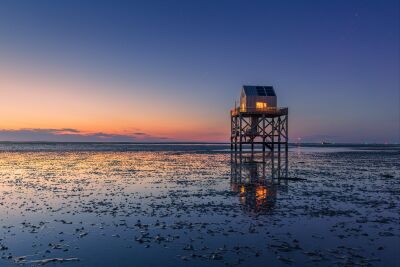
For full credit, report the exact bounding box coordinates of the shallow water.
[0,144,399,266]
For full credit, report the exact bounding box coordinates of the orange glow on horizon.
[0,63,227,141]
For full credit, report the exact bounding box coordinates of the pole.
[285,113,289,178]
[278,116,281,178]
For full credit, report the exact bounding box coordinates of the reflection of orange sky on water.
[0,151,228,220]
[0,64,226,141]
[0,152,214,195]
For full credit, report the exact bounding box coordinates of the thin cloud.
[132,132,147,136]
[0,128,168,142]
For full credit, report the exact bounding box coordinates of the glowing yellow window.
[240,102,246,111]
[256,102,267,109]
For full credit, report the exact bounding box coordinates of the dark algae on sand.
[0,143,398,266]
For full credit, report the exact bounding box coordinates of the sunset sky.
[0,0,399,143]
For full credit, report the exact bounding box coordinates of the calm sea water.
[0,143,399,266]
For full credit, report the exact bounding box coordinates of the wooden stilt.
[230,104,288,180]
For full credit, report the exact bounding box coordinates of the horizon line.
[0,141,398,145]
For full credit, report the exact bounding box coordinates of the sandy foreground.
[0,144,399,266]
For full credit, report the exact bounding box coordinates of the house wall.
[246,96,277,109]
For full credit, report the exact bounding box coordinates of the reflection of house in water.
[231,158,285,213]
[231,179,277,213]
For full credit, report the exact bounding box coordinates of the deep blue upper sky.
[0,0,399,142]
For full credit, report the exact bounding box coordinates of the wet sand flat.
[0,144,399,266]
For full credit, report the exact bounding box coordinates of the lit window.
[256,102,267,109]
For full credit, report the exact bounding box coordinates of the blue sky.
[0,0,398,142]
